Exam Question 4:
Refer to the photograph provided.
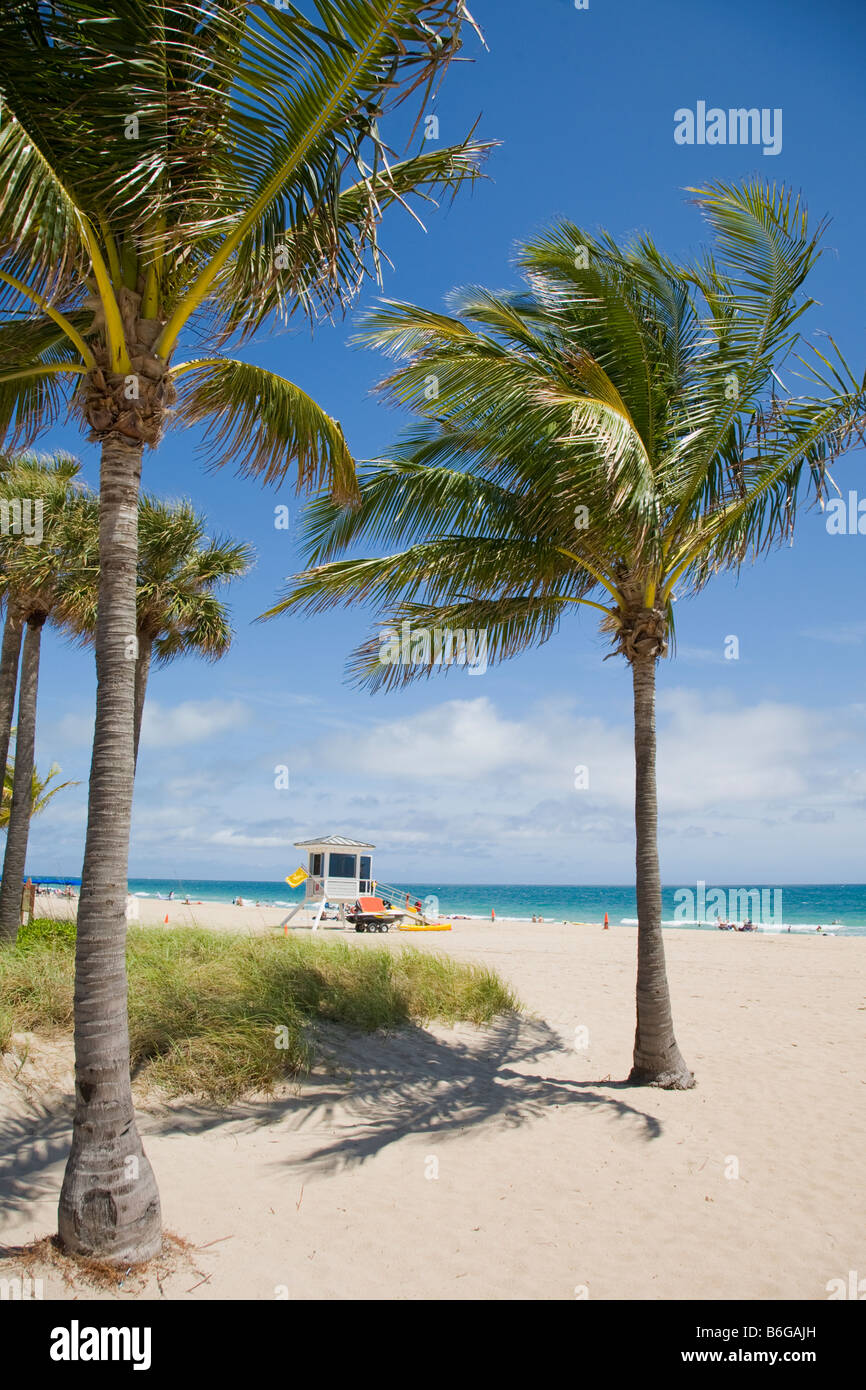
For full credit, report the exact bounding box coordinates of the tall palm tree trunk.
[0,607,23,791]
[628,652,694,1089]
[58,437,161,1263]
[133,632,151,771]
[0,613,43,942]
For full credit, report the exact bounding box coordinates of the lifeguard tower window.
[360,856,371,881]
[310,853,324,875]
[328,853,357,877]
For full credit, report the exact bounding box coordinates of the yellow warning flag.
[285,867,308,889]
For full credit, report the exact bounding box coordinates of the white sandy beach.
[1,902,863,1300]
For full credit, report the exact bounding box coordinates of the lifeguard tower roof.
[294,835,375,850]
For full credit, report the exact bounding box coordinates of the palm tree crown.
[274,183,862,672]
[0,1,489,487]
[58,492,252,761]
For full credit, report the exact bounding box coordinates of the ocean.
[126,879,866,935]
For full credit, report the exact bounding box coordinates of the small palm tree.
[268,182,864,1088]
[0,458,87,941]
[60,494,252,765]
[1,749,77,830]
[0,456,80,784]
[0,1,489,1261]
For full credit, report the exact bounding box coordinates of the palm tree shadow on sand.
[147,1013,663,1178]
[0,1096,74,1234]
[0,1016,662,1218]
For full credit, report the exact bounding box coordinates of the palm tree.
[267,182,864,1089]
[0,458,86,941]
[0,457,79,796]
[1,748,76,830]
[0,1,489,1262]
[59,494,252,766]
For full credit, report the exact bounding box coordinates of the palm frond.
[173,355,358,500]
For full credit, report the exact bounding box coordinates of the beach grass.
[0,918,519,1102]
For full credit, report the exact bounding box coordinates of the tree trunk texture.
[0,614,43,942]
[0,607,23,792]
[133,632,151,772]
[628,652,694,1088]
[58,436,162,1263]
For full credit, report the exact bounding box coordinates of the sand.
[1,902,863,1301]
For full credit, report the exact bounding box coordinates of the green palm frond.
[0,312,90,444]
[345,593,567,692]
[215,138,493,341]
[173,356,359,499]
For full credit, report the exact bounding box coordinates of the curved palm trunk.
[628,652,694,1089]
[0,607,23,792]
[0,614,44,942]
[58,437,161,1263]
[133,632,152,771]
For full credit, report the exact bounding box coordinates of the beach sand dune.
[1,912,862,1300]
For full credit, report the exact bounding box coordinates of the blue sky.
[26,0,866,886]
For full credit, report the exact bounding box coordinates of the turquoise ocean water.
[126,879,866,935]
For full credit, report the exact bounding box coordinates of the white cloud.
[802,623,866,647]
[52,711,95,745]
[140,699,251,748]
[37,684,864,884]
[210,828,290,849]
[308,689,851,820]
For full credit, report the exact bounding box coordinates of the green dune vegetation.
[0,918,519,1104]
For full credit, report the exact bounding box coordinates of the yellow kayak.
[399,922,452,932]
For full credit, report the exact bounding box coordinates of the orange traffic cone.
[164,913,169,924]
[603,912,609,930]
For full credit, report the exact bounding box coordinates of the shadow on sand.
[0,1015,662,1218]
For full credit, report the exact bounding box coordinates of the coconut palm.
[0,458,86,941]
[267,182,864,1089]
[0,1,489,1261]
[60,494,252,766]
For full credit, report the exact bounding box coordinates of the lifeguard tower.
[281,835,376,930]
